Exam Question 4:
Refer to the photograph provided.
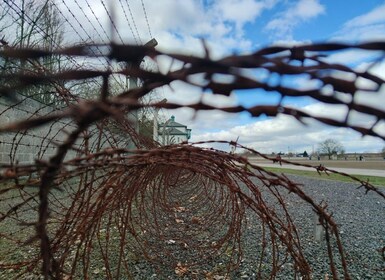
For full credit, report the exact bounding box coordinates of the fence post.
[314,213,324,242]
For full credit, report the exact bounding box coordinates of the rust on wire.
[0,41,384,279]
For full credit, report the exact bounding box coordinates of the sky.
[40,0,385,153]
[137,0,385,154]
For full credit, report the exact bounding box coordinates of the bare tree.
[318,138,345,159]
[0,0,67,104]
[0,2,11,38]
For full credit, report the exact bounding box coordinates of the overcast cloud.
[52,0,385,153]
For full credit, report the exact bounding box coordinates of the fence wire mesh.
[0,41,384,279]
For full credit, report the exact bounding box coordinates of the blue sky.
[139,0,385,154]
[56,0,385,153]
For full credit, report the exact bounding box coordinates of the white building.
[158,116,191,145]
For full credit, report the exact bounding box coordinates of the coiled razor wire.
[0,41,384,279]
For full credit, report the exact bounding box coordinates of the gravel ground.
[1,176,384,279]
[229,175,385,280]
[131,175,385,279]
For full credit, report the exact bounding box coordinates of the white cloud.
[333,24,385,42]
[354,61,385,111]
[295,0,325,18]
[211,0,275,34]
[188,101,384,153]
[24,1,383,154]
[156,77,240,136]
[333,3,385,42]
[142,0,276,57]
[265,0,325,41]
[193,114,319,153]
[271,39,312,47]
[344,3,385,29]
[322,49,381,66]
[56,0,263,56]
[302,103,347,122]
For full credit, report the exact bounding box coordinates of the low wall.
[0,94,137,165]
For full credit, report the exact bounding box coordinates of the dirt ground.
[248,157,385,170]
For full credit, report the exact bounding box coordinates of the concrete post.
[314,213,324,242]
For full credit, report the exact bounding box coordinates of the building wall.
[174,135,187,144]
[158,133,188,145]
[0,95,73,164]
[0,94,137,165]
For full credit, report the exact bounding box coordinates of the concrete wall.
[0,94,137,165]
[0,95,70,164]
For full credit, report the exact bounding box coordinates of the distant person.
[273,154,281,163]
[317,155,320,160]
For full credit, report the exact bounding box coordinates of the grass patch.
[263,167,385,187]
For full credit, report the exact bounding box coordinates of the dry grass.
[249,157,385,170]
[262,167,385,187]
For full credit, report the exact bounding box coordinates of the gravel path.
[230,175,385,280]
[131,176,385,279]
[1,176,384,279]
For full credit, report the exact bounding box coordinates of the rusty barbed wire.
[0,41,384,279]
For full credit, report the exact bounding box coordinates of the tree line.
[0,0,159,142]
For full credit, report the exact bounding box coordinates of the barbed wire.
[99,0,125,44]
[83,0,111,41]
[125,0,144,44]
[140,0,153,39]
[118,0,140,44]
[0,40,384,279]
[72,0,109,43]
[55,0,127,92]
